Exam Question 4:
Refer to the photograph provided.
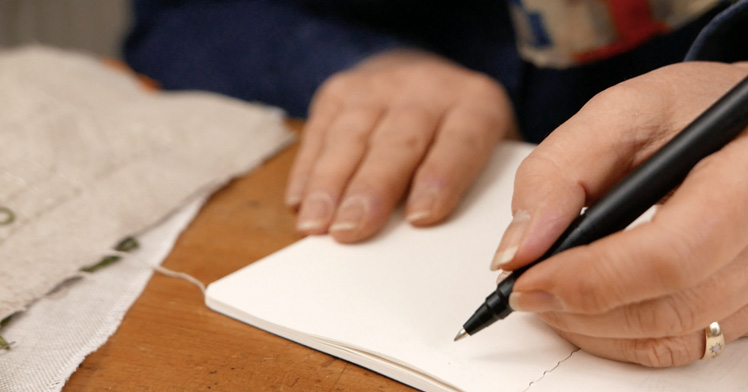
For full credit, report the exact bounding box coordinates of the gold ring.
[702,321,725,360]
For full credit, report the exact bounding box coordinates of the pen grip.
[500,75,748,307]
[584,74,748,234]
[532,74,748,266]
[464,76,748,337]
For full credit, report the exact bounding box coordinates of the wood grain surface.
[64,121,416,392]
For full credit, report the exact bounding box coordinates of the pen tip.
[453,328,468,342]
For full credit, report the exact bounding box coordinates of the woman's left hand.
[493,62,748,367]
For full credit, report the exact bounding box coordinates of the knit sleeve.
[685,0,748,63]
[124,0,410,117]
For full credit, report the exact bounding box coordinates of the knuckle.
[387,129,431,153]
[668,300,699,336]
[585,82,669,132]
[583,84,656,129]
[300,122,325,143]
[308,93,342,119]
[371,107,435,152]
[393,104,438,126]
[690,153,721,176]
[325,105,383,144]
[514,155,550,189]
[650,227,698,290]
[454,126,496,154]
[568,250,626,313]
[634,337,692,368]
[408,64,444,85]
[622,303,659,337]
[308,158,341,180]
[516,151,567,186]
[464,73,502,97]
[318,72,355,96]
[569,272,611,313]
[537,312,571,332]
[328,115,370,142]
[622,296,697,338]
[588,83,640,109]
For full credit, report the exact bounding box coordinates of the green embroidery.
[115,236,139,253]
[1,315,13,351]
[0,238,140,350]
[80,255,121,273]
[0,207,14,226]
[80,237,140,273]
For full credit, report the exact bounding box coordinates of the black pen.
[455,75,748,341]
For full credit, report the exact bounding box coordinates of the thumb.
[490,84,669,271]
[489,144,587,271]
[489,63,748,272]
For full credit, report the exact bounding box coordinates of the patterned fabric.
[125,0,741,141]
[508,0,722,67]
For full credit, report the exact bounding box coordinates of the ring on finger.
[702,321,725,360]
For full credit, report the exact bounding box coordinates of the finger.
[296,104,383,234]
[512,132,748,314]
[534,244,748,338]
[404,102,508,226]
[329,105,439,243]
[553,303,748,367]
[285,98,341,209]
[490,83,672,270]
[492,67,748,271]
[490,96,662,270]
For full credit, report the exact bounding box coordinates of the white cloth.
[0,198,203,392]
[0,46,294,320]
[0,46,294,391]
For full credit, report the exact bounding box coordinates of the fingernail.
[330,196,368,232]
[496,269,512,283]
[490,210,531,270]
[286,194,302,208]
[285,179,305,207]
[406,188,438,223]
[297,193,334,232]
[509,291,562,313]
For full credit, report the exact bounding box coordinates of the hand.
[285,49,516,243]
[491,62,748,367]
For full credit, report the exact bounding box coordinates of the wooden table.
[64,122,416,391]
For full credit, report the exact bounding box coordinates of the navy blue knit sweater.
[124,0,747,143]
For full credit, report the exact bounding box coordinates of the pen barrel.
[463,285,515,335]
[541,74,748,259]
[463,76,748,337]
[583,75,748,238]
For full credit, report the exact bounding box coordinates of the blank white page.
[206,141,748,391]
[530,342,748,392]
[207,142,577,392]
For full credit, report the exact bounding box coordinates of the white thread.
[152,265,206,295]
[0,248,209,357]
[111,250,206,295]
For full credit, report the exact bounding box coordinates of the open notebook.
[206,142,748,392]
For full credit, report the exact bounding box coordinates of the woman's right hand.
[285,49,517,243]
[494,62,748,367]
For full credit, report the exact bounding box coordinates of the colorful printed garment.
[508,0,722,67]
